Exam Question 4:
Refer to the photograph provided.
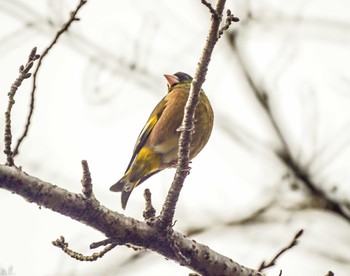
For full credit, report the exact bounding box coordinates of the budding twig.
[4,47,40,166]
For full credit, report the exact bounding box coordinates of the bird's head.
[164,72,193,90]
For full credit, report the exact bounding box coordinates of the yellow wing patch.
[125,114,159,173]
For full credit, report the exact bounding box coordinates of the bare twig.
[52,236,117,262]
[81,160,95,199]
[91,238,146,252]
[3,47,40,166]
[258,229,304,271]
[143,188,156,220]
[90,238,115,249]
[13,0,88,157]
[156,0,239,230]
[218,9,239,38]
[201,0,218,18]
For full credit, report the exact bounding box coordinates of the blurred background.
[0,0,350,275]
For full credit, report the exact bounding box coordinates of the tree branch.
[12,0,87,157]
[230,27,350,221]
[0,1,269,275]
[157,0,239,230]
[258,229,304,272]
[3,47,40,166]
[52,236,118,261]
[0,164,262,275]
[143,188,156,220]
[81,160,96,200]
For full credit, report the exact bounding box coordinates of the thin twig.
[218,9,239,38]
[81,160,96,199]
[13,0,88,157]
[4,47,40,166]
[201,0,218,18]
[156,0,239,230]
[90,238,116,249]
[143,188,156,220]
[52,236,117,262]
[258,229,304,271]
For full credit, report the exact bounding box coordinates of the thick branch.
[0,165,262,276]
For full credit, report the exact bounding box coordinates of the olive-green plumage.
[110,72,214,209]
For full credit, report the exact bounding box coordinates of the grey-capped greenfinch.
[110,72,214,209]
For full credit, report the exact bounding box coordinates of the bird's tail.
[110,175,134,210]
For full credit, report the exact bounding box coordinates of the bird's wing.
[124,96,167,173]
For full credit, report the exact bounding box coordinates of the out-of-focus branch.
[230,25,349,221]
[3,47,40,166]
[0,165,262,275]
[157,0,239,230]
[12,0,87,157]
[258,229,303,272]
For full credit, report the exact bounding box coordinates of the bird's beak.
[164,74,179,87]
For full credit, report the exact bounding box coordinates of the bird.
[110,72,214,209]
